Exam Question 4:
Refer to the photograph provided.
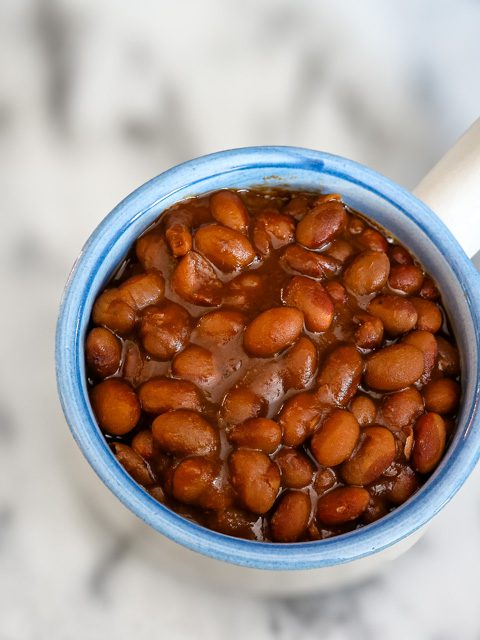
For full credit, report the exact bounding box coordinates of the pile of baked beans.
[86,188,461,542]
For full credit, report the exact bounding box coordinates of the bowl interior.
[56,147,480,570]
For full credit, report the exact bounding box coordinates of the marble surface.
[1,1,480,638]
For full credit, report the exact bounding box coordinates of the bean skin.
[283,276,334,333]
[90,378,141,436]
[119,272,165,311]
[419,276,440,300]
[423,379,460,414]
[221,387,266,425]
[196,310,246,345]
[316,344,363,406]
[152,410,219,457]
[410,298,443,333]
[296,199,347,249]
[364,344,424,392]
[172,251,223,305]
[282,336,318,390]
[354,314,384,349]
[367,295,418,336]
[85,327,122,378]
[281,244,341,279]
[139,302,191,360]
[275,448,314,488]
[380,387,424,429]
[166,223,192,257]
[324,280,347,304]
[253,209,296,252]
[389,245,413,265]
[195,224,256,272]
[112,443,155,487]
[229,450,281,514]
[92,289,136,336]
[311,409,360,467]
[341,426,396,485]
[316,486,370,526]
[343,250,390,295]
[210,190,250,233]
[436,336,460,376]
[131,430,155,460]
[412,413,446,473]
[358,228,388,252]
[139,377,202,413]
[278,392,324,447]
[388,264,424,295]
[228,418,282,453]
[244,307,304,357]
[172,345,219,386]
[271,491,311,542]
[350,395,377,426]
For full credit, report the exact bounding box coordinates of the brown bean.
[343,250,390,295]
[364,344,424,391]
[149,485,166,503]
[171,457,216,505]
[119,272,165,310]
[172,251,223,305]
[282,336,318,390]
[92,289,136,336]
[196,309,246,345]
[367,295,418,336]
[253,209,296,252]
[112,443,154,487]
[90,378,141,436]
[271,491,311,542]
[350,395,377,426]
[152,410,218,457]
[278,392,324,447]
[389,245,413,265]
[139,377,202,413]
[423,379,460,414]
[228,418,282,453]
[316,344,363,406]
[358,228,388,252]
[380,387,424,429]
[244,307,304,357]
[210,190,250,233]
[349,216,365,234]
[436,336,460,376]
[326,239,355,264]
[354,313,384,349]
[274,448,314,488]
[208,508,258,539]
[131,430,155,460]
[229,449,281,514]
[402,330,438,381]
[341,426,396,485]
[172,345,219,386]
[221,387,266,425]
[136,232,173,273]
[242,361,285,406]
[283,276,334,333]
[388,264,424,295]
[362,496,389,524]
[283,194,309,220]
[195,224,255,272]
[223,272,264,311]
[165,223,193,257]
[314,467,337,495]
[419,276,440,300]
[412,412,446,473]
[85,327,122,378]
[139,302,191,360]
[410,298,443,333]
[324,280,347,304]
[281,244,341,279]
[121,340,144,386]
[311,409,360,466]
[316,486,370,526]
[296,199,347,249]
[387,465,418,505]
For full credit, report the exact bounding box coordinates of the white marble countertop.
[1,1,480,638]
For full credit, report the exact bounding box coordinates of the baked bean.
[367,295,418,336]
[229,449,281,514]
[387,464,418,505]
[208,508,258,539]
[112,443,155,487]
[221,387,266,425]
[149,485,166,503]
[210,190,250,233]
[121,340,144,386]
[139,377,202,413]
[119,272,165,311]
[253,209,296,251]
[228,418,282,453]
[271,491,311,542]
[316,486,370,526]
[171,457,216,505]
[402,330,438,381]
[350,395,377,426]
[363,496,390,524]
[358,228,388,252]
[423,378,460,414]
[282,336,318,390]
[136,232,172,273]
[296,200,347,249]
[380,387,424,429]
[326,239,355,263]
[349,216,365,235]
[139,302,191,360]
[364,344,424,391]
[412,412,446,473]
[283,276,334,333]
[419,276,440,300]
[354,313,384,349]
[436,336,461,376]
[274,448,314,488]
[281,244,341,279]
[283,194,309,220]
[195,309,246,344]
[243,361,285,406]
[311,409,360,467]
[172,345,219,386]
[244,307,304,357]
[343,250,390,295]
[85,327,122,378]
[165,223,192,257]
[223,272,264,310]
[92,289,136,336]
[172,251,223,305]
[410,298,443,333]
[324,280,347,304]
[388,264,424,295]
[90,378,141,436]
[316,344,363,405]
[314,467,337,495]
[152,410,219,457]
[278,392,324,447]
[389,245,413,265]
[195,224,255,272]
[131,430,155,460]
[342,426,396,485]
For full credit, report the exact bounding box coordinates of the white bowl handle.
[413,118,480,259]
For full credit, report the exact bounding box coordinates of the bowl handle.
[413,118,480,259]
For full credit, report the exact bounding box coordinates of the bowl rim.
[56,145,480,570]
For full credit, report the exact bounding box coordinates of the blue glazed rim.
[56,146,480,570]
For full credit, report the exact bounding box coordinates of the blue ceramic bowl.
[56,147,480,570]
